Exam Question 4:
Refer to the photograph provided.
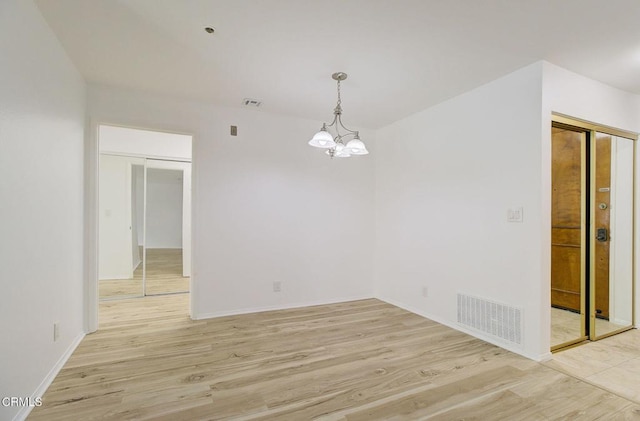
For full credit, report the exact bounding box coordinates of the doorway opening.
[550,115,636,351]
[97,125,193,318]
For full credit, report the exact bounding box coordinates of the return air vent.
[457,293,522,346]
[242,98,262,107]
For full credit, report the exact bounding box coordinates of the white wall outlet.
[507,206,523,222]
[273,281,282,292]
[422,286,428,298]
[53,322,60,342]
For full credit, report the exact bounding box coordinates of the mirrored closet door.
[591,133,634,339]
[550,124,587,348]
[98,155,146,299]
[143,159,191,296]
[550,116,636,351]
[99,156,191,300]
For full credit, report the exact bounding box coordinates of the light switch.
[507,207,523,222]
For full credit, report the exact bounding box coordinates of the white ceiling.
[35,0,640,129]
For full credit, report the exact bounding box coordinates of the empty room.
[2,1,640,420]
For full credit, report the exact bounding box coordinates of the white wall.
[541,62,640,330]
[374,62,546,360]
[0,1,86,420]
[98,154,138,280]
[373,61,640,362]
[145,168,183,248]
[99,124,192,161]
[87,85,376,319]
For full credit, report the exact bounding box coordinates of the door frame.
[85,121,195,333]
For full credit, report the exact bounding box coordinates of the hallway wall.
[374,62,545,360]
[0,1,86,420]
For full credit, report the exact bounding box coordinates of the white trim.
[610,136,619,323]
[100,151,191,163]
[12,333,85,421]
[85,118,99,333]
[192,295,374,320]
[97,121,195,138]
[189,143,197,318]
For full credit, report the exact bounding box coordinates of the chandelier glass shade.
[308,72,368,158]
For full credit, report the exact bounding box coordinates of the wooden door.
[593,133,611,319]
[551,127,583,312]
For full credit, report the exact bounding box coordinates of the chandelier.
[308,72,369,158]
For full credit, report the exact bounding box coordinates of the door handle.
[596,228,608,242]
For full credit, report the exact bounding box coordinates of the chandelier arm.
[325,113,338,129]
[335,115,343,140]
[336,113,358,136]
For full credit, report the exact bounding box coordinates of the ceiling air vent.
[242,98,262,107]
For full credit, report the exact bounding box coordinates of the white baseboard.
[13,333,85,421]
[611,317,632,326]
[192,294,374,320]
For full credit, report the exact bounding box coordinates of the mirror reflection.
[143,166,189,295]
[550,126,585,348]
[99,157,191,300]
[98,155,145,299]
[593,134,634,338]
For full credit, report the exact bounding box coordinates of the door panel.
[551,228,581,310]
[551,127,583,313]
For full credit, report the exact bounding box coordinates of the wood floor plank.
[342,366,527,421]
[28,295,640,420]
[611,405,640,420]
[422,390,544,421]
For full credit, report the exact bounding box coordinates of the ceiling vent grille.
[242,98,262,107]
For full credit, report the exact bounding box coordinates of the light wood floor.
[99,248,189,299]
[546,329,640,404]
[551,307,629,348]
[29,296,640,420]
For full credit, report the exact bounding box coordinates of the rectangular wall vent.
[242,98,262,107]
[457,293,522,346]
